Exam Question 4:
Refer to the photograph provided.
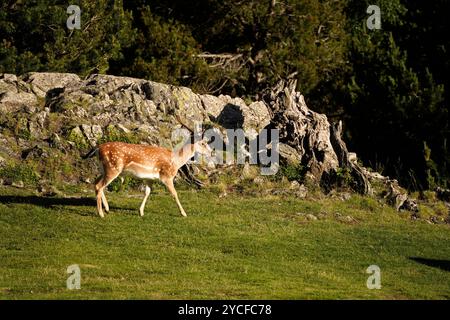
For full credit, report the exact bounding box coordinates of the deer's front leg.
[162,177,187,217]
[139,185,151,216]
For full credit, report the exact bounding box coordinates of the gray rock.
[81,124,95,146]
[11,180,24,188]
[290,180,300,189]
[340,192,352,201]
[116,124,131,134]
[289,180,307,198]
[28,121,42,138]
[0,91,37,113]
[35,110,48,127]
[306,213,318,221]
[88,126,104,145]
[1,74,17,82]
[24,72,81,98]
[337,215,356,223]
[295,185,308,198]
[24,104,37,114]
[253,176,265,184]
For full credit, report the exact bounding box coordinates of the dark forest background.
[1,0,448,190]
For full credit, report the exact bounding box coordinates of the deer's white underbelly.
[124,162,160,180]
[132,171,160,180]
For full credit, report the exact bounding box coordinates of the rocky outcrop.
[0,72,271,152]
[0,72,417,213]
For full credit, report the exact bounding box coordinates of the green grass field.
[0,185,449,299]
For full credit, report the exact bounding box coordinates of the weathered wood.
[179,164,205,188]
[263,80,373,196]
[262,79,338,181]
[330,120,372,195]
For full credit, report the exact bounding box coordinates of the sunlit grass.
[0,186,449,299]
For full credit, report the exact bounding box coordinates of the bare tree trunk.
[178,164,205,188]
[262,79,339,182]
[330,120,372,195]
[262,79,374,194]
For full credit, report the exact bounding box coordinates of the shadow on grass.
[0,195,96,207]
[409,257,450,272]
[0,195,138,215]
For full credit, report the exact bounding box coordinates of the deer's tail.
[82,148,99,160]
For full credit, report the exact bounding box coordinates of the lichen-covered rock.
[0,72,417,213]
[6,73,270,134]
[0,90,37,113]
[24,72,81,98]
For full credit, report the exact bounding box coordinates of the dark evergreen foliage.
[0,0,448,189]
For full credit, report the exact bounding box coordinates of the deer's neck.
[174,143,195,170]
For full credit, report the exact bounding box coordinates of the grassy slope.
[0,186,449,300]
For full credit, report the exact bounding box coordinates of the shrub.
[107,175,142,192]
[66,127,89,149]
[0,162,40,186]
[336,167,353,186]
[276,164,306,182]
[14,117,31,140]
[98,125,140,145]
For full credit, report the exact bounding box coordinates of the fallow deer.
[83,117,211,218]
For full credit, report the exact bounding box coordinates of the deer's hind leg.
[95,170,120,218]
[101,190,109,213]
